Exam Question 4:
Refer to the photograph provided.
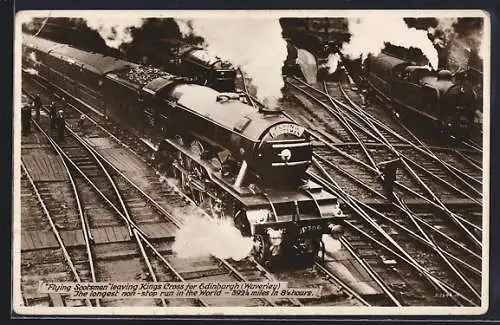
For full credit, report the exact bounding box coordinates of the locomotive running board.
[160,138,338,209]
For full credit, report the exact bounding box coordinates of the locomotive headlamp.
[328,223,344,240]
[278,149,292,162]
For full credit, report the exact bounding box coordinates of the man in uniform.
[21,102,31,136]
[379,158,401,201]
[49,101,57,131]
[55,110,65,143]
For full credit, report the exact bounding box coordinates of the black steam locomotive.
[281,18,349,80]
[22,34,345,265]
[132,38,237,92]
[364,52,477,137]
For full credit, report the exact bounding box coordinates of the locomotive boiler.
[22,34,345,266]
[364,52,477,137]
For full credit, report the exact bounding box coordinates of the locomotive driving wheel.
[166,135,184,180]
[180,140,207,204]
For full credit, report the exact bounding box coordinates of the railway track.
[238,71,400,307]
[283,76,483,306]
[286,76,482,216]
[310,166,481,306]
[20,157,91,307]
[35,114,306,306]
[21,71,394,307]
[25,94,311,307]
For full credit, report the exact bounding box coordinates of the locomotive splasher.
[22,33,345,266]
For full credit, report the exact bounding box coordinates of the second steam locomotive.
[22,34,345,266]
[364,52,477,137]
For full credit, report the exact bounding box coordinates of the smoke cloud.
[84,17,144,48]
[177,18,287,107]
[407,17,484,71]
[172,213,253,261]
[344,17,438,69]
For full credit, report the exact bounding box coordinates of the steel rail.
[73,112,286,308]
[238,81,381,306]
[26,77,287,307]
[335,83,483,292]
[283,87,480,303]
[291,76,481,188]
[313,154,482,261]
[282,88,482,234]
[286,79,382,145]
[215,257,280,307]
[29,121,100,306]
[454,150,482,172]
[32,117,168,306]
[20,162,93,307]
[334,82,482,249]
[311,159,475,305]
[391,115,482,197]
[313,261,372,306]
[396,198,480,300]
[344,220,477,306]
[461,139,483,153]
[321,80,379,171]
[305,83,483,249]
[289,78,482,208]
[339,237,402,306]
[337,85,483,189]
[310,170,478,306]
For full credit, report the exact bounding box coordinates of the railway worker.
[21,103,31,136]
[379,158,401,201]
[49,101,57,131]
[33,93,42,121]
[55,110,65,143]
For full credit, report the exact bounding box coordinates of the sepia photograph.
[12,10,490,316]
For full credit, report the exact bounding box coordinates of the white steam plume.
[172,213,253,261]
[326,53,341,74]
[322,234,342,253]
[344,17,438,69]
[84,17,143,48]
[296,48,317,84]
[177,18,287,107]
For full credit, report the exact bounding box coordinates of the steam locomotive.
[130,38,237,92]
[281,18,349,80]
[364,52,477,137]
[22,34,345,266]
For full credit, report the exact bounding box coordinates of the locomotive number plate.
[269,123,305,138]
[299,224,323,234]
